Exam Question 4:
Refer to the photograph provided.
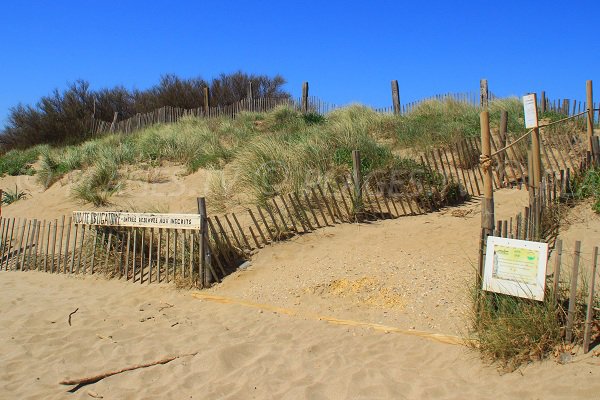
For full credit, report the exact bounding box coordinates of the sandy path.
[210,189,530,334]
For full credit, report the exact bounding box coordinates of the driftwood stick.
[59,352,198,386]
[68,308,79,326]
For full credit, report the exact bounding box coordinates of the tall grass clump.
[470,289,563,371]
[232,105,398,204]
[393,97,528,149]
[573,167,600,213]
[0,147,41,176]
[72,159,123,206]
[469,269,595,372]
[394,99,480,148]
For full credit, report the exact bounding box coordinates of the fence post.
[540,91,546,113]
[391,80,401,115]
[499,111,508,186]
[301,81,309,113]
[479,110,494,284]
[583,246,598,353]
[109,112,118,133]
[529,93,543,234]
[197,197,212,287]
[480,79,489,108]
[352,150,363,214]
[247,81,253,101]
[203,87,210,116]
[587,80,596,157]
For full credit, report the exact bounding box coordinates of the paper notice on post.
[484,236,548,301]
[523,94,539,128]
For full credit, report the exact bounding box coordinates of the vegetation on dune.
[0,71,289,151]
[0,96,543,206]
[0,147,41,176]
[1,184,28,205]
[573,167,600,213]
[469,275,595,372]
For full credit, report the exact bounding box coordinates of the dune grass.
[0,147,42,176]
[469,273,596,372]
[0,98,531,205]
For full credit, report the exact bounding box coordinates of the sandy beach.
[1,271,598,400]
[1,189,599,399]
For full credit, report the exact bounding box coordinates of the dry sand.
[0,165,218,220]
[2,188,600,399]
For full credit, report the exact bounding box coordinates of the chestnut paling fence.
[0,127,590,284]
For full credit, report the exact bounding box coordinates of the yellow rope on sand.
[191,292,469,346]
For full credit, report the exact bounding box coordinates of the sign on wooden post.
[523,94,539,129]
[483,236,549,301]
[73,211,202,230]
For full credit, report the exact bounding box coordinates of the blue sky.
[0,1,598,126]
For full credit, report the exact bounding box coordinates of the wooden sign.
[73,211,202,230]
[483,236,548,301]
[523,93,539,128]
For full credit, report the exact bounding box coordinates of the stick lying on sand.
[59,352,197,386]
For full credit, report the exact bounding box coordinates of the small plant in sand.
[1,184,28,205]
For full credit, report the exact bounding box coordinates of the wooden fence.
[0,152,478,287]
[88,90,500,137]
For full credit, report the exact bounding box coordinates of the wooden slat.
[156,229,161,282]
[271,198,290,234]
[288,193,310,231]
[310,187,329,226]
[303,190,321,228]
[335,181,352,220]
[279,195,300,233]
[132,228,138,282]
[56,216,65,273]
[63,217,72,273]
[552,240,563,297]
[70,223,79,274]
[148,228,152,284]
[15,219,27,271]
[0,218,9,270]
[34,220,43,270]
[223,214,243,250]
[165,229,171,283]
[565,241,581,343]
[104,230,113,276]
[232,213,252,249]
[248,209,268,244]
[583,246,598,353]
[317,184,336,223]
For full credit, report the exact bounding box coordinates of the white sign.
[523,94,539,128]
[483,236,548,301]
[73,211,202,230]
